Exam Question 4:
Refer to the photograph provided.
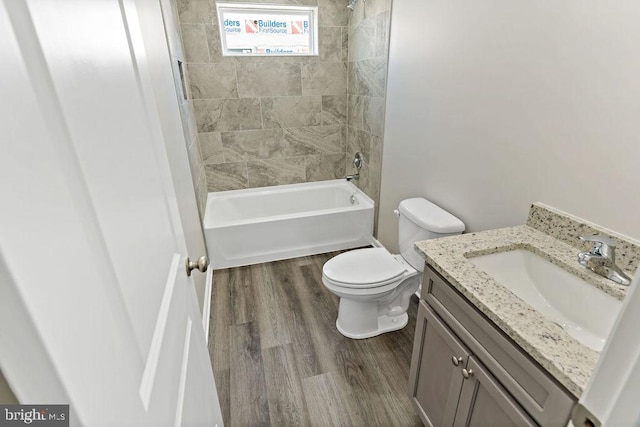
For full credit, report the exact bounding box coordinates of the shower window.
[216,2,318,56]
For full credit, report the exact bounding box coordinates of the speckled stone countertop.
[414,221,633,398]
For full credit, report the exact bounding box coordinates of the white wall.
[379,0,640,252]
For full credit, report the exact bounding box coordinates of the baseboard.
[369,236,384,248]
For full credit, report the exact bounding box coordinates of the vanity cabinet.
[408,266,576,427]
[409,302,535,426]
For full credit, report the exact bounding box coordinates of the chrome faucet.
[345,152,363,181]
[577,234,631,286]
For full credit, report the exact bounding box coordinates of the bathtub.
[204,180,374,269]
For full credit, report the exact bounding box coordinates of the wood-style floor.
[207,251,423,426]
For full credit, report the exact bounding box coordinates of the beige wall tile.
[188,63,238,99]
[346,95,363,128]
[177,0,214,24]
[306,153,346,181]
[320,0,349,26]
[348,58,386,97]
[348,17,376,62]
[364,0,391,18]
[283,124,346,155]
[365,168,380,205]
[348,0,365,27]
[205,24,229,63]
[178,0,369,193]
[236,63,302,97]
[247,157,306,187]
[319,27,343,62]
[194,98,262,132]
[221,129,285,161]
[199,132,225,164]
[206,162,249,191]
[341,27,349,62]
[181,24,210,62]
[261,96,322,128]
[369,134,383,172]
[179,100,199,142]
[347,125,371,162]
[374,11,391,57]
[362,96,384,136]
[302,62,347,95]
[321,95,347,124]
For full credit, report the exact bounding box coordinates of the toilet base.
[336,313,409,339]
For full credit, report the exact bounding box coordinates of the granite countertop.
[414,224,629,398]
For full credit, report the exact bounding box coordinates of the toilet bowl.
[322,198,464,339]
[323,248,420,338]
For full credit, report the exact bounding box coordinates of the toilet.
[322,198,465,339]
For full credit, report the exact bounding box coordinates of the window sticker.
[217,3,318,56]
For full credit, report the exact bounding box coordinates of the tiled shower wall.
[346,0,391,229]
[176,0,351,191]
[167,0,209,218]
[175,0,392,230]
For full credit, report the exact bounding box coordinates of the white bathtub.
[204,180,374,269]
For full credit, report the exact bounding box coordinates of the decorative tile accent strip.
[527,203,640,274]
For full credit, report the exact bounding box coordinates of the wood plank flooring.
[208,251,423,426]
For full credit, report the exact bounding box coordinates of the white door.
[575,268,640,426]
[0,1,222,426]
[134,0,212,321]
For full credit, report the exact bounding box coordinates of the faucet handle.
[579,234,616,247]
[579,234,617,258]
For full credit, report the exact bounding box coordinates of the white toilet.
[322,198,465,339]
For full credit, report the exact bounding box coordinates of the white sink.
[468,249,622,352]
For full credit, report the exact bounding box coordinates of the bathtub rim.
[204,179,374,229]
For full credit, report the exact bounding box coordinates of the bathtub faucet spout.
[346,152,363,181]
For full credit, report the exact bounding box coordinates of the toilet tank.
[397,198,465,271]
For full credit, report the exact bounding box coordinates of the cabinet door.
[409,302,471,427]
[454,357,536,427]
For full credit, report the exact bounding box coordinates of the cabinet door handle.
[462,368,474,379]
[451,356,463,366]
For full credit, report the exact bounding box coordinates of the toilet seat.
[322,248,407,289]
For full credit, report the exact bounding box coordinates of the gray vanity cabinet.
[409,302,470,426]
[454,356,535,426]
[409,302,535,427]
[408,266,576,427]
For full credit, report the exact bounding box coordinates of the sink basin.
[468,249,622,352]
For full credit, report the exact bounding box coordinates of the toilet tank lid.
[398,198,465,233]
